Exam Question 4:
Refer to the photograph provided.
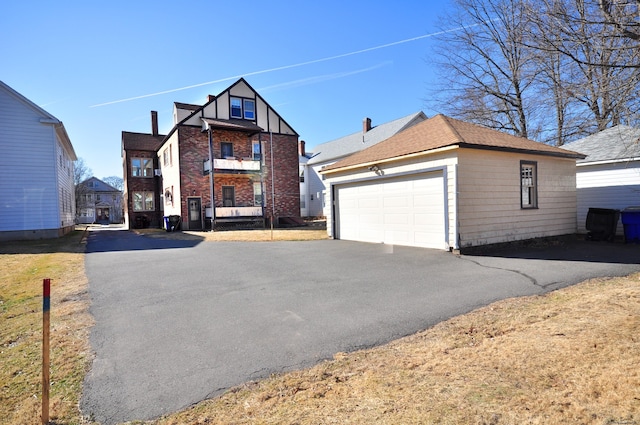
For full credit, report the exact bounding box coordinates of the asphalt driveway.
[80,230,640,424]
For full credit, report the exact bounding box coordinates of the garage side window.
[520,161,538,209]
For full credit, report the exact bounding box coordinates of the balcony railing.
[203,158,260,173]
[215,206,262,217]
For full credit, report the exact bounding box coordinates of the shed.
[321,114,585,251]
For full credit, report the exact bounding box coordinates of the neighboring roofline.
[577,157,640,166]
[307,111,428,165]
[321,143,584,174]
[1,80,77,160]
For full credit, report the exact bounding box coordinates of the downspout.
[208,126,215,231]
[270,131,276,231]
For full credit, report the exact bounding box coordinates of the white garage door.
[335,171,446,249]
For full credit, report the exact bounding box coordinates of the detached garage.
[322,114,585,251]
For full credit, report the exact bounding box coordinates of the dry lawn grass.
[0,230,93,425]
[2,227,639,425]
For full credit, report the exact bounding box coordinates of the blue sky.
[1,1,452,179]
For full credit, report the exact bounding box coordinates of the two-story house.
[76,177,124,224]
[0,80,77,241]
[122,78,300,230]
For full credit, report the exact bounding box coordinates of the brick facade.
[123,149,162,228]
[175,126,300,227]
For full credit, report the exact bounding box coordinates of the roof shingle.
[122,131,165,152]
[323,114,584,172]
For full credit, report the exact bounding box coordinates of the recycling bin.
[621,207,640,243]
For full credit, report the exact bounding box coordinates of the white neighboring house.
[564,125,640,235]
[76,177,124,224]
[0,80,77,241]
[300,112,428,217]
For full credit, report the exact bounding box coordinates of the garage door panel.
[335,171,446,249]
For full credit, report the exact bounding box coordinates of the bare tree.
[430,0,539,138]
[102,176,124,191]
[599,0,640,41]
[430,0,640,145]
[532,0,640,131]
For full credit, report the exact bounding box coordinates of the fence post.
[42,278,50,425]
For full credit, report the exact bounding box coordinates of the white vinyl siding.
[457,150,577,248]
[576,161,640,235]
[0,85,75,234]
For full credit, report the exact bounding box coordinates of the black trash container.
[168,215,181,232]
[585,208,620,241]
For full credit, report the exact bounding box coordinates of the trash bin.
[163,216,171,232]
[621,206,640,243]
[585,208,619,242]
[168,215,181,232]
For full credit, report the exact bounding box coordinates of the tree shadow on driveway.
[85,228,203,253]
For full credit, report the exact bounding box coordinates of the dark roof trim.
[456,142,586,159]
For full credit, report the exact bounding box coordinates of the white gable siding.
[457,150,577,247]
[576,161,640,234]
[0,88,61,233]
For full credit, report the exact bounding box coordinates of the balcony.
[203,158,260,174]
[206,206,263,218]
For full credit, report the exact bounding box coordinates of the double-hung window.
[252,141,261,161]
[230,96,256,120]
[520,161,538,209]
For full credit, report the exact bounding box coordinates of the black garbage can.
[585,208,620,242]
[168,215,181,232]
[621,207,640,243]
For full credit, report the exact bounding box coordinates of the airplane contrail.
[90,26,466,108]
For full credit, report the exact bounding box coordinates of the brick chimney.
[207,95,215,103]
[363,117,372,134]
[298,140,306,157]
[151,111,158,136]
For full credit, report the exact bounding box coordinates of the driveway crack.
[457,256,549,289]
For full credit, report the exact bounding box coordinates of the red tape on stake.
[43,279,51,312]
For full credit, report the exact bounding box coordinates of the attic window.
[230,97,255,120]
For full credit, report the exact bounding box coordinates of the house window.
[521,161,538,209]
[221,142,234,158]
[132,158,153,177]
[162,145,172,167]
[253,182,262,206]
[300,196,306,209]
[252,141,261,161]
[133,191,155,211]
[230,97,242,118]
[222,186,235,207]
[299,169,305,183]
[243,99,255,120]
[230,96,256,120]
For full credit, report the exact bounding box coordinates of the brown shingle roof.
[322,114,585,172]
[122,131,165,152]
